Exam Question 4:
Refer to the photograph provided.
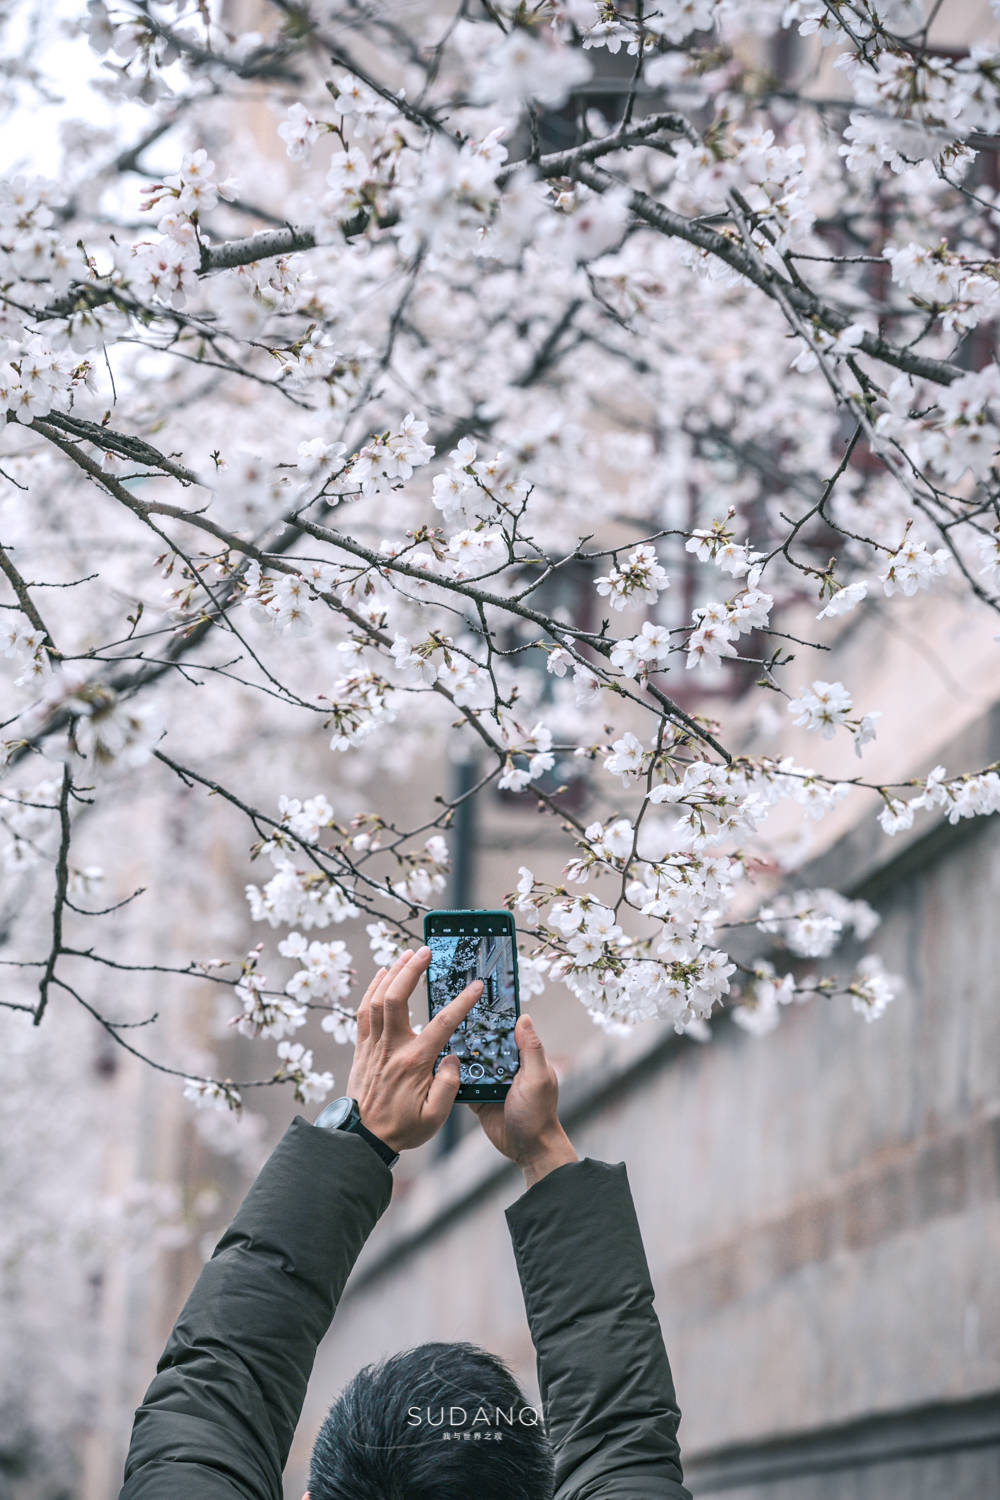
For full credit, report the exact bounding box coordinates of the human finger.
[423,1050,462,1128]
[469,1099,504,1133]
[354,967,386,1045]
[513,1013,548,1078]
[368,949,413,1012]
[368,948,413,1044]
[417,977,484,1058]
[381,946,432,1043]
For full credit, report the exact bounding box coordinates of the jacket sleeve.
[119,1115,394,1500]
[505,1157,692,1500]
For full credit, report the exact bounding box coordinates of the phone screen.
[426,913,520,1095]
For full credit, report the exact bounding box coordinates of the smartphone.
[424,908,520,1102]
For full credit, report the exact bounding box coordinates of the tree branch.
[33,762,73,1026]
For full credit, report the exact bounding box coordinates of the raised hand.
[469,1013,578,1186]
[343,946,483,1153]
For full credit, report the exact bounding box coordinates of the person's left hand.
[343,945,482,1153]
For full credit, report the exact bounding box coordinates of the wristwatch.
[313,1096,399,1169]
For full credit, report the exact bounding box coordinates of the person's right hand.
[469,1013,578,1185]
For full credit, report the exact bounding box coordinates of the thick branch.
[563,160,967,390]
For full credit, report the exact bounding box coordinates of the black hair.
[308,1340,555,1500]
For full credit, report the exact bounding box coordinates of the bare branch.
[33,762,72,1026]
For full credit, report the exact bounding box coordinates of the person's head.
[304,1340,555,1500]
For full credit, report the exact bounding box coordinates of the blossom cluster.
[1,615,50,688]
[755,887,880,959]
[509,741,878,1033]
[595,543,670,612]
[230,946,307,1042]
[245,855,359,931]
[0,174,79,301]
[127,149,237,309]
[685,588,774,672]
[430,437,530,526]
[878,764,1000,835]
[0,333,86,423]
[787,680,880,757]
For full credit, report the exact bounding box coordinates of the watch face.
[318,1096,354,1130]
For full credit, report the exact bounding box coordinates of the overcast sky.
[1,0,178,179]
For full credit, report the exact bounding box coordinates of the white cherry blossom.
[878,539,951,597]
[817,580,869,618]
[787,680,853,739]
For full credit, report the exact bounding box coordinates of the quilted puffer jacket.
[119,1115,692,1499]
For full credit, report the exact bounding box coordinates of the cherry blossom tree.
[4,0,1000,1480]
[4,0,1000,1105]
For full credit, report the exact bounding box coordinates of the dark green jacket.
[120,1116,691,1499]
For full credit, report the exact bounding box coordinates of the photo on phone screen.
[425,912,520,1098]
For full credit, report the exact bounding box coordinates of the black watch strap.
[314,1097,399,1169]
[353,1115,399,1169]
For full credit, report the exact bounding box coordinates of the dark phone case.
[424,909,520,1101]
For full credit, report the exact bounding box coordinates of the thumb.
[426,1053,461,1122]
[516,1013,547,1071]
